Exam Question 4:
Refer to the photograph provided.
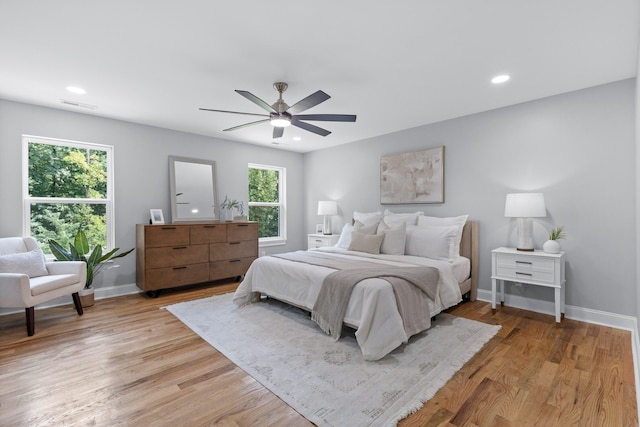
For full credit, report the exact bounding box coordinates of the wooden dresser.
[136,222,258,297]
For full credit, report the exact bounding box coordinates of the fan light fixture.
[270,116,291,127]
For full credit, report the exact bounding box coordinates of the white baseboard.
[477,288,640,421]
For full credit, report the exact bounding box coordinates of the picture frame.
[315,224,324,234]
[380,146,444,204]
[150,209,165,225]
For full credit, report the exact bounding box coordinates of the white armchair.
[0,236,86,336]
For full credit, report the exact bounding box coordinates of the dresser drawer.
[190,224,227,244]
[495,254,556,284]
[145,225,190,247]
[145,244,209,268]
[210,240,257,261]
[227,223,258,241]
[145,262,210,289]
[210,257,256,280]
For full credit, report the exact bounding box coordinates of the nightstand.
[491,247,566,322]
[307,234,340,249]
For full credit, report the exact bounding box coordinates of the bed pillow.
[417,214,468,257]
[383,209,424,227]
[0,248,48,278]
[353,210,383,226]
[335,223,355,249]
[405,225,459,260]
[376,221,406,255]
[348,231,384,254]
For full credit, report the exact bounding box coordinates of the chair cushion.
[0,248,48,278]
[29,274,81,296]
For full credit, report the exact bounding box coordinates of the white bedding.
[233,247,468,360]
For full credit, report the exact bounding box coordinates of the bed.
[233,215,478,361]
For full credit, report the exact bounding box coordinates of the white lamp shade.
[317,200,338,216]
[504,193,546,218]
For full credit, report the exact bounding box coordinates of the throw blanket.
[274,251,440,340]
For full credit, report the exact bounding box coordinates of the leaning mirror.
[169,156,219,222]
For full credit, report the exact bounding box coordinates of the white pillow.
[353,210,383,226]
[348,231,384,254]
[335,223,354,249]
[0,248,48,278]
[405,225,459,260]
[383,209,424,227]
[417,215,468,257]
[377,221,406,255]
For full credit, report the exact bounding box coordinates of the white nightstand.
[307,234,340,249]
[491,247,566,322]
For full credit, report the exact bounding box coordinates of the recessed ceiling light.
[66,86,87,95]
[293,136,302,141]
[491,75,510,84]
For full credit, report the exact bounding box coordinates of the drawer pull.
[229,241,241,245]
[161,227,177,230]
[203,225,217,229]
[237,224,249,227]
[516,272,532,277]
[315,239,323,243]
[229,259,241,263]
[173,246,187,250]
[515,261,532,265]
[173,266,187,270]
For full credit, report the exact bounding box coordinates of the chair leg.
[25,307,35,336]
[72,292,84,315]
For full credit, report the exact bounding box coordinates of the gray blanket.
[313,266,439,340]
[274,251,440,340]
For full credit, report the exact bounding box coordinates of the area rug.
[165,293,500,427]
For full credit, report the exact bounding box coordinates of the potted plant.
[49,229,134,307]
[543,226,566,254]
[221,196,244,221]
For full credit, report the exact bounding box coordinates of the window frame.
[22,134,115,251]
[248,163,287,247]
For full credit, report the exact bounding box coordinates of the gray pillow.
[348,231,384,254]
[0,248,48,278]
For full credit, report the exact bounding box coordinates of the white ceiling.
[1,1,638,153]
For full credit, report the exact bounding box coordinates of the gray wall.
[304,79,636,317]
[0,99,305,289]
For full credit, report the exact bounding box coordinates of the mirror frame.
[169,156,219,223]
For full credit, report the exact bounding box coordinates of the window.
[22,135,114,254]
[248,163,286,245]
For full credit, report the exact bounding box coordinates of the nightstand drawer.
[495,253,557,284]
[307,234,340,249]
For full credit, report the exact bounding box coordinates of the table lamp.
[317,201,338,235]
[504,193,546,251]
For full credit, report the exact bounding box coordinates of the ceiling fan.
[199,82,357,139]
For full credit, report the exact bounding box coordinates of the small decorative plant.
[49,229,134,289]
[221,196,245,219]
[549,226,566,241]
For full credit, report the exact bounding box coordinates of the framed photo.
[315,224,324,234]
[380,146,444,204]
[150,209,165,224]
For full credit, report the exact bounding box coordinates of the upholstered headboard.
[459,220,478,301]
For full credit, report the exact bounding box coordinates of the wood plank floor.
[0,281,636,426]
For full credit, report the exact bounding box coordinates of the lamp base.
[516,247,535,252]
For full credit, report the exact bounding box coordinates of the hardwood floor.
[0,282,636,426]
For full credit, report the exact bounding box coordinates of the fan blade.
[199,108,269,118]
[224,119,270,132]
[236,90,276,113]
[273,126,284,139]
[287,90,330,114]
[291,118,331,137]
[294,114,356,122]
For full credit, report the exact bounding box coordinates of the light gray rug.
[165,293,500,427]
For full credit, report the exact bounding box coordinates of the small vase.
[543,240,561,254]
[225,209,234,222]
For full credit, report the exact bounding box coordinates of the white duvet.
[233,247,467,360]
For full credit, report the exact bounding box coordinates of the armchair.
[0,236,86,336]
